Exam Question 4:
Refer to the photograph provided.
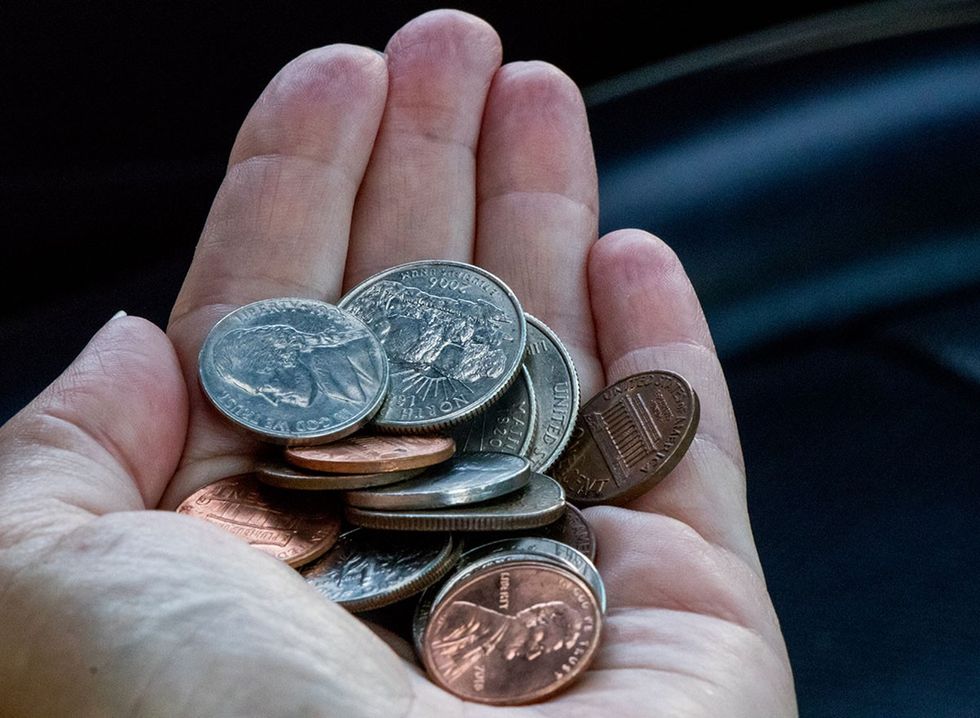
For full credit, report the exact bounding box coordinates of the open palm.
[0,11,795,717]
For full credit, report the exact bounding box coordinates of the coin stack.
[177,260,698,705]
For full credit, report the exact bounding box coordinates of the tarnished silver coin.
[345,473,565,531]
[301,528,460,612]
[524,315,580,472]
[450,366,537,457]
[199,298,389,445]
[465,503,596,561]
[339,261,527,432]
[255,461,423,491]
[344,453,530,510]
[456,538,606,613]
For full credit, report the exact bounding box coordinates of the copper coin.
[422,559,602,705]
[344,473,565,532]
[301,529,460,612]
[176,474,341,567]
[553,371,699,506]
[285,434,455,474]
[255,461,423,491]
[466,504,597,561]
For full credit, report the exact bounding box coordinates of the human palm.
[0,11,796,717]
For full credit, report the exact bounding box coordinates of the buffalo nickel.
[345,472,565,531]
[344,453,530,510]
[302,528,459,612]
[198,298,389,445]
[523,315,580,472]
[450,366,537,457]
[553,371,699,506]
[339,261,526,432]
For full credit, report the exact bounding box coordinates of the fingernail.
[110,310,128,320]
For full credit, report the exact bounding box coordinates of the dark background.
[3,2,980,716]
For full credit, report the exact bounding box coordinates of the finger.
[344,10,502,287]
[474,61,601,396]
[587,229,760,570]
[0,315,187,543]
[169,44,388,348]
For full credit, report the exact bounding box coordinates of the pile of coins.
[177,260,699,705]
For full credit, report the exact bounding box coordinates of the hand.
[0,11,796,717]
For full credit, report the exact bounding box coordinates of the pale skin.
[0,10,797,717]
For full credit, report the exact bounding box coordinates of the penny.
[176,473,341,567]
[339,260,527,432]
[285,434,455,474]
[198,298,389,445]
[456,539,606,613]
[302,528,460,613]
[345,453,530,510]
[421,559,602,705]
[450,366,537,457]
[523,314,580,472]
[553,371,700,506]
[255,461,423,491]
[466,504,596,561]
[344,473,565,532]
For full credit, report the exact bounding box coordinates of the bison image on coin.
[523,314,580,472]
[301,528,459,612]
[450,366,537,458]
[339,261,526,432]
[199,298,389,445]
[176,474,342,567]
[553,371,699,506]
[422,560,603,705]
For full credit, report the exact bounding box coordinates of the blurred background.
[2,2,979,715]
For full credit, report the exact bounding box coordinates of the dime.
[198,298,389,445]
[339,260,527,432]
[456,538,606,613]
[285,434,455,474]
[466,504,596,561]
[176,474,341,567]
[523,315,580,472]
[344,473,565,532]
[255,461,423,491]
[422,559,602,705]
[553,371,700,506]
[345,453,530,510]
[302,529,460,612]
[450,366,537,457]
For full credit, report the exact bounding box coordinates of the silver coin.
[339,261,527,432]
[344,472,565,531]
[301,528,459,612]
[344,453,530,510]
[463,503,597,561]
[450,366,537,457]
[254,461,423,491]
[456,537,606,613]
[199,298,389,445]
[524,314,580,472]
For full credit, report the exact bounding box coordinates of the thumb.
[0,313,188,544]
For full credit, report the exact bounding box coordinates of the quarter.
[450,366,537,457]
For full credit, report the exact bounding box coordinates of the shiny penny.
[255,461,423,491]
[553,371,700,506]
[198,298,389,445]
[301,528,460,613]
[344,473,565,532]
[285,434,455,474]
[450,366,537,458]
[523,314,580,472]
[345,453,530,510]
[339,260,527,433]
[466,503,597,562]
[422,559,603,705]
[176,473,341,567]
